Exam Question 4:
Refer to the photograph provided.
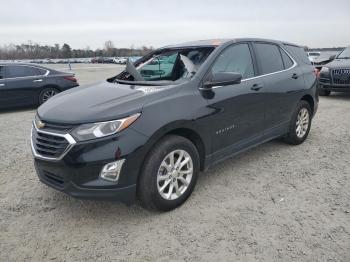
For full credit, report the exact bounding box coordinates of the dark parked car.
[318,46,350,96]
[0,63,78,108]
[31,38,318,211]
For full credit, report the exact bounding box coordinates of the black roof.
[164,38,301,48]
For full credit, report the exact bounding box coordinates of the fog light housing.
[99,159,125,182]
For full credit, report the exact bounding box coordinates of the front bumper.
[34,159,136,204]
[319,83,350,92]
[32,127,150,204]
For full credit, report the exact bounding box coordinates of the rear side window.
[284,44,311,65]
[0,66,4,79]
[37,68,48,75]
[6,66,40,78]
[254,43,284,75]
[280,48,294,69]
[211,43,255,79]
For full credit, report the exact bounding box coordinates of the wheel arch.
[300,94,315,116]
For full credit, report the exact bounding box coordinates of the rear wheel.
[39,87,59,105]
[283,101,312,145]
[138,135,200,211]
[319,89,331,96]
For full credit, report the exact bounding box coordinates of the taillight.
[313,68,321,79]
[64,76,77,82]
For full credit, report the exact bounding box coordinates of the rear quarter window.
[280,48,294,69]
[284,44,311,65]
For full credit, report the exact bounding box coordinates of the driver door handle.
[251,83,263,91]
[0,83,4,87]
[33,79,43,82]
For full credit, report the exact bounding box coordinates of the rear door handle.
[292,73,299,79]
[33,79,43,82]
[251,83,263,91]
[0,83,4,87]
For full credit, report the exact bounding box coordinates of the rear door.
[253,42,305,135]
[4,65,47,106]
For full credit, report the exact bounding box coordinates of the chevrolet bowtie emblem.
[37,120,45,129]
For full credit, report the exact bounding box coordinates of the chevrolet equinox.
[31,38,318,211]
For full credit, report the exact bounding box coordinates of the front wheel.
[283,101,312,145]
[137,135,200,211]
[39,87,59,105]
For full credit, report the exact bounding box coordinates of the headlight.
[71,113,140,141]
[320,66,329,73]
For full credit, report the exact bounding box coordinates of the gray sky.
[1,0,349,49]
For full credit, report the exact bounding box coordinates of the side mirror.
[203,72,242,89]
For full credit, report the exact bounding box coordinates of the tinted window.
[254,43,284,75]
[211,44,254,79]
[280,48,294,69]
[37,68,48,75]
[284,44,311,65]
[0,66,4,79]
[6,66,39,78]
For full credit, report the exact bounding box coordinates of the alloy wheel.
[157,149,193,200]
[296,108,309,138]
[42,90,57,103]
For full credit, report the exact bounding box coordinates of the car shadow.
[44,138,290,220]
[323,92,350,100]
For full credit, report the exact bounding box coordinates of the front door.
[199,43,265,157]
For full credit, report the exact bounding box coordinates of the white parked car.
[307,52,321,63]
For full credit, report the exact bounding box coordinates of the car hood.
[325,59,350,69]
[38,81,171,124]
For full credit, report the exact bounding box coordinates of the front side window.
[338,47,350,59]
[6,66,39,78]
[254,43,284,75]
[211,43,255,79]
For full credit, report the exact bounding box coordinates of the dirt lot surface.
[0,64,349,261]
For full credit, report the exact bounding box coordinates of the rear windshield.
[113,47,214,85]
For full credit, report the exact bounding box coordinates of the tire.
[39,87,60,105]
[137,135,200,211]
[283,100,312,145]
[319,89,331,96]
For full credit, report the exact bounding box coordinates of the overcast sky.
[1,0,349,49]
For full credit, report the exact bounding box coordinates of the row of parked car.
[0,56,142,65]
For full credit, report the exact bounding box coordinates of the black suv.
[318,46,350,96]
[31,38,318,211]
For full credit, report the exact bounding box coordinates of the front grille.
[40,121,75,132]
[32,128,70,159]
[332,68,350,85]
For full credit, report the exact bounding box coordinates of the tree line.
[0,40,154,60]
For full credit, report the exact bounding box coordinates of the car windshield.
[113,47,214,85]
[338,47,350,59]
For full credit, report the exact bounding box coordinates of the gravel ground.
[0,64,349,261]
